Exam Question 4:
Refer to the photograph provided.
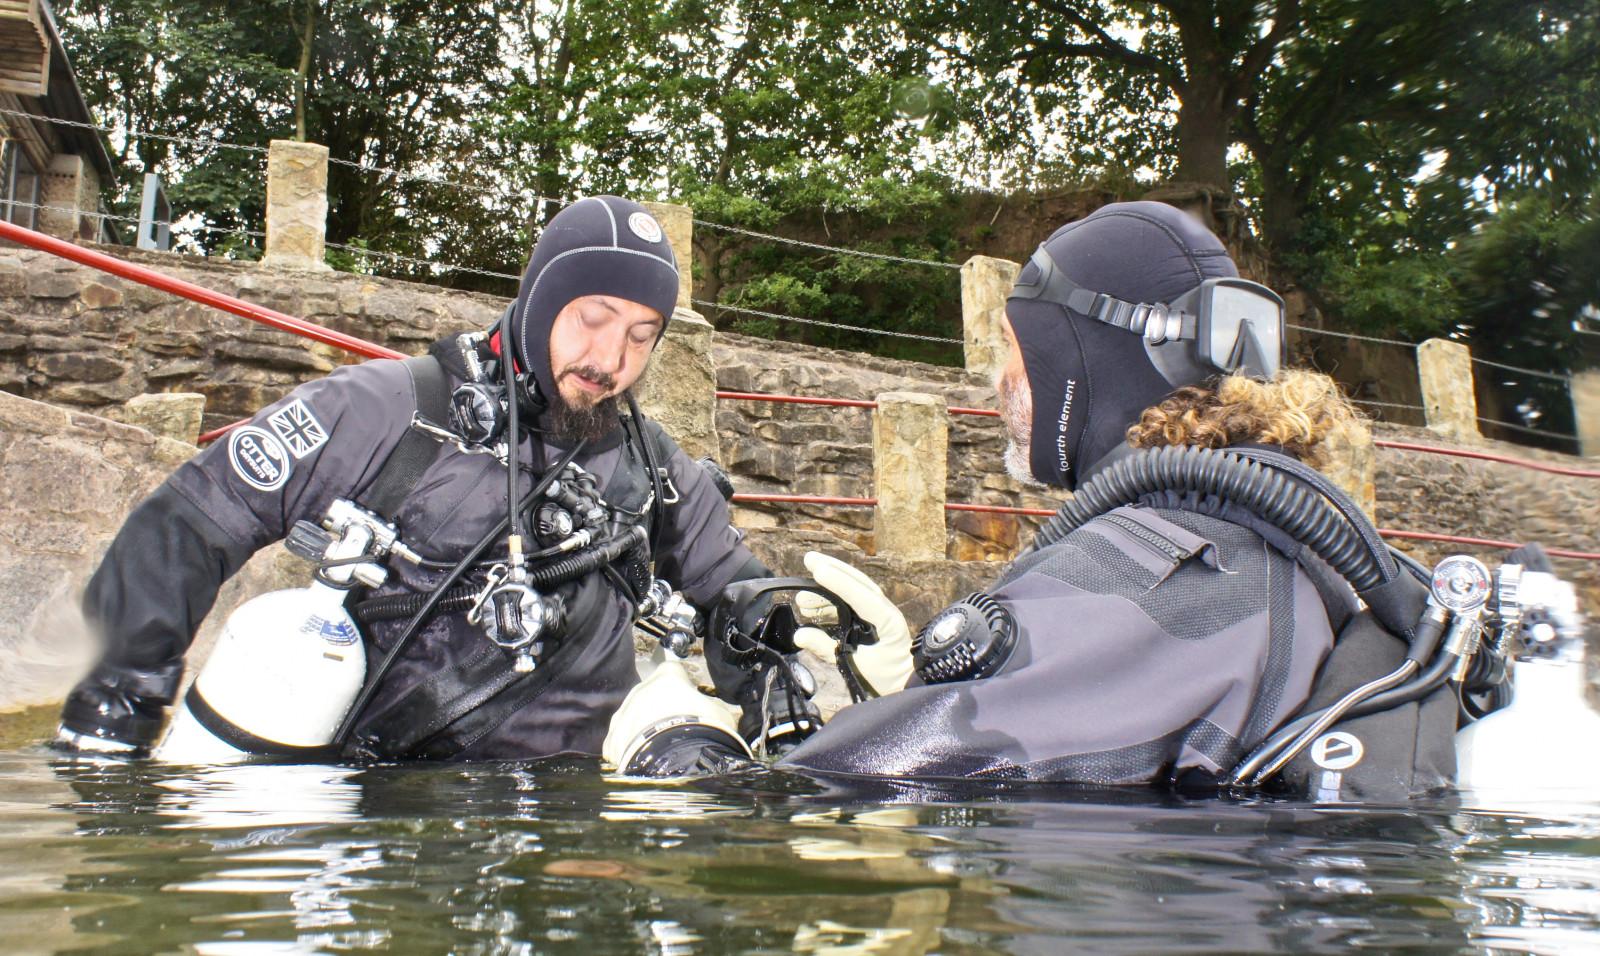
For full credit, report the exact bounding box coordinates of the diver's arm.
[60,361,416,751]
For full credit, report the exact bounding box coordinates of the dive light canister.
[155,583,366,763]
[1454,657,1600,803]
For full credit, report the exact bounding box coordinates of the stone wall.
[0,389,300,713]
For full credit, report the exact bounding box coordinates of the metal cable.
[693,218,961,270]
[322,240,520,282]
[1475,416,1577,441]
[1352,398,1425,411]
[693,297,961,344]
[0,106,268,156]
[1285,322,1416,348]
[1469,355,1572,383]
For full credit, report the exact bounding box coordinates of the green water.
[1,746,1598,955]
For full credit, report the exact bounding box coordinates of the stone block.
[640,201,693,310]
[79,281,125,310]
[1318,419,1377,521]
[872,391,948,560]
[262,140,332,272]
[1417,338,1479,441]
[26,270,83,300]
[634,307,717,460]
[32,352,126,384]
[112,393,206,445]
[1572,370,1600,458]
[961,255,1019,383]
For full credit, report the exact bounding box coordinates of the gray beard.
[1000,374,1046,488]
[1003,438,1043,486]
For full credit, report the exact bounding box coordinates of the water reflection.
[0,750,1594,954]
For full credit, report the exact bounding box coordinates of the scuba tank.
[155,499,420,763]
[1455,565,1600,803]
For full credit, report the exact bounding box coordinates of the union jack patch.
[267,399,328,460]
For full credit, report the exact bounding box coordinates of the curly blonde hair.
[1126,369,1367,469]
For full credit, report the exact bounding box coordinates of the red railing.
[1373,439,1600,480]
[715,390,1000,418]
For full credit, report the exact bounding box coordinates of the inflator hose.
[351,525,648,624]
[1029,445,1391,593]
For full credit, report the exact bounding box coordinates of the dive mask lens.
[1179,278,1285,378]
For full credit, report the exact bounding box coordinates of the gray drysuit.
[782,504,1339,784]
[82,349,760,761]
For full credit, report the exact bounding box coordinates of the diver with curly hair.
[605,201,1466,797]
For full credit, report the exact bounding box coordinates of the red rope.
[1378,529,1600,562]
[1375,439,1600,480]
[731,493,877,506]
[715,390,1000,417]
[946,502,1055,517]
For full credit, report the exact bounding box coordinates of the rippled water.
[2,747,1598,955]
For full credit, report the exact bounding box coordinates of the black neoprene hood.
[510,196,680,403]
[1006,200,1241,490]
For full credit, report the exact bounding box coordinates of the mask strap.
[1010,247,1196,345]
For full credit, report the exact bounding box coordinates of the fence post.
[634,308,717,461]
[1572,369,1600,458]
[961,255,1020,382]
[1417,338,1479,441]
[262,140,331,271]
[641,201,693,312]
[873,391,947,560]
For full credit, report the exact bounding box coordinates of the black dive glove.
[56,658,183,755]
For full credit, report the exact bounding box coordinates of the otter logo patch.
[627,211,663,243]
[228,426,291,492]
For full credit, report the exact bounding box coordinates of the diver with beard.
[56,196,776,763]
[605,200,1466,796]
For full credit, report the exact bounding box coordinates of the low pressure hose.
[1029,445,1391,593]
[352,525,648,624]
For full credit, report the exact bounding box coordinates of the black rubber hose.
[351,525,647,624]
[332,441,584,748]
[1029,446,1388,593]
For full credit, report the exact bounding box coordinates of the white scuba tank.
[1455,656,1600,802]
[156,582,366,763]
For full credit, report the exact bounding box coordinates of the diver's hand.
[794,551,913,696]
[603,657,751,776]
[55,659,183,755]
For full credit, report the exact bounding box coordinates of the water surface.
[1,747,1597,954]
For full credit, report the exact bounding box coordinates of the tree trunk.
[1173,85,1234,192]
[294,0,318,142]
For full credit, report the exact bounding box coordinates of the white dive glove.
[791,551,913,697]
[602,657,751,776]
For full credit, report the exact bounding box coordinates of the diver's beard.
[999,369,1047,488]
[548,390,621,444]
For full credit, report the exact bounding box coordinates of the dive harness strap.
[183,684,337,760]
[347,627,587,760]
[358,355,452,518]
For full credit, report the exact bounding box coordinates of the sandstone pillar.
[1319,420,1378,521]
[114,393,206,445]
[1417,338,1479,441]
[634,307,717,461]
[263,140,331,271]
[1572,369,1600,458]
[38,154,100,242]
[961,255,1020,382]
[873,391,947,560]
[641,201,693,311]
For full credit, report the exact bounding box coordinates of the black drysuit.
[783,501,1341,784]
[82,342,761,761]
